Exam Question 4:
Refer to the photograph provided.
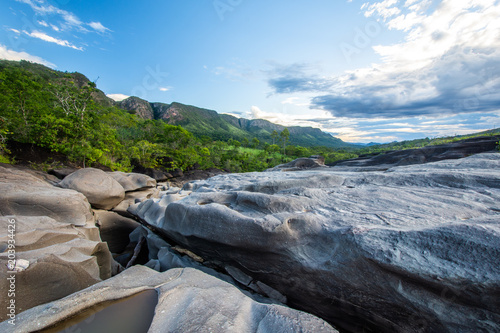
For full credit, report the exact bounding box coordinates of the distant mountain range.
[117,96,354,148]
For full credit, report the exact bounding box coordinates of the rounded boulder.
[59,168,125,210]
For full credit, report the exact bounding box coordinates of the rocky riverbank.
[0,145,499,332]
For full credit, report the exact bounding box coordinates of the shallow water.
[40,289,158,333]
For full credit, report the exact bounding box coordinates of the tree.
[280,128,290,156]
[242,137,249,147]
[251,137,260,149]
[271,130,279,145]
[0,117,10,163]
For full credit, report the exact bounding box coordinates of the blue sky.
[1,0,500,143]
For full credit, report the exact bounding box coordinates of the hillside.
[1,60,359,173]
[118,96,353,148]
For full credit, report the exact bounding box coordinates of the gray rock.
[0,167,94,226]
[94,210,141,253]
[0,266,337,333]
[0,166,112,321]
[108,171,156,192]
[48,167,78,179]
[112,187,161,217]
[59,168,125,210]
[267,155,326,172]
[129,153,500,332]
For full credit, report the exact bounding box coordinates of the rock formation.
[94,210,141,254]
[59,168,125,210]
[267,155,326,171]
[0,166,112,321]
[330,135,500,171]
[129,153,500,332]
[108,171,156,192]
[0,266,337,333]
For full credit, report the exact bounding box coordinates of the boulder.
[0,266,337,333]
[108,171,156,192]
[0,166,112,321]
[0,166,94,226]
[129,153,500,332]
[267,155,326,171]
[132,166,172,182]
[170,168,184,178]
[48,167,78,179]
[112,187,161,217]
[59,168,125,210]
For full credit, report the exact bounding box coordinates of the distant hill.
[118,96,353,148]
[0,59,115,108]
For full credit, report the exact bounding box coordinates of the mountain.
[351,142,381,147]
[118,96,353,148]
[0,59,351,148]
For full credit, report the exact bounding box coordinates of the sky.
[1,0,500,143]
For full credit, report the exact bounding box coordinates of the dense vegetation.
[0,60,357,172]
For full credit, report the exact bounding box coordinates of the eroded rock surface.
[94,210,141,254]
[267,155,326,172]
[0,166,112,321]
[59,168,125,210]
[130,153,500,332]
[108,171,156,192]
[0,266,337,333]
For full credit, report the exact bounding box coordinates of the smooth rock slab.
[59,168,125,210]
[0,266,338,333]
[0,166,94,226]
[130,153,500,332]
[0,166,112,321]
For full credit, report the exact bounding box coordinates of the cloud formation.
[266,63,333,94]
[268,0,500,119]
[23,30,83,50]
[16,0,111,33]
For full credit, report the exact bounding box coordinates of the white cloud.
[290,0,500,120]
[16,0,110,33]
[0,44,55,68]
[23,30,83,51]
[9,28,21,34]
[362,0,401,19]
[88,21,111,33]
[107,94,130,102]
[249,106,303,126]
[159,87,170,92]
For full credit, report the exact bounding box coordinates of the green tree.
[242,137,249,147]
[271,130,279,145]
[251,137,260,149]
[0,117,10,163]
[280,128,290,156]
